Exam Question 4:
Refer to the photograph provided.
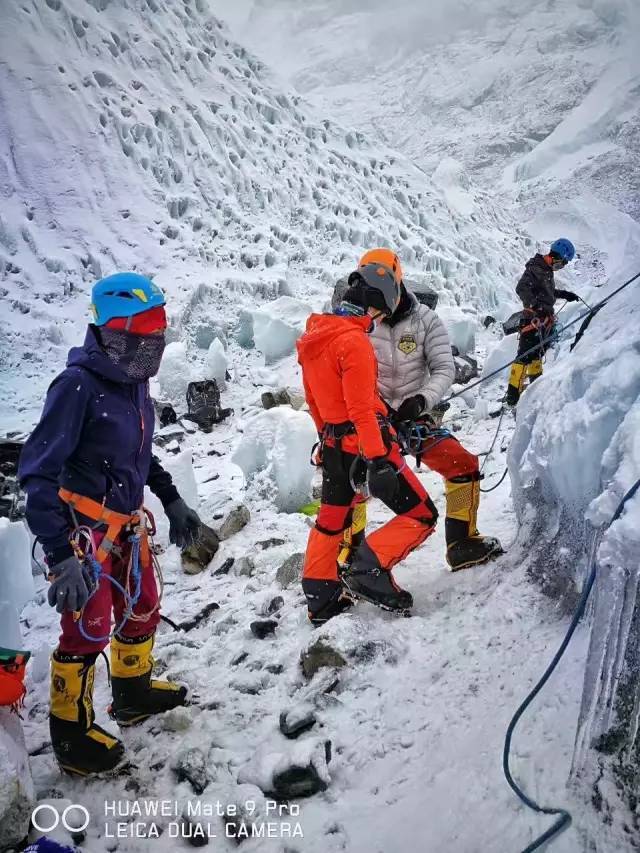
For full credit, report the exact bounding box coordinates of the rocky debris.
[181,524,220,574]
[250,619,278,639]
[214,557,235,576]
[216,504,251,540]
[178,601,220,632]
[262,596,284,616]
[279,705,317,739]
[300,640,347,680]
[153,423,185,449]
[261,388,306,411]
[262,388,292,409]
[0,709,34,849]
[235,556,256,578]
[452,348,479,385]
[239,739,332,801]
[231,651,249,666]
[256,537,286,550]
[483,315,497,328]
[276,553,304,588]
[172,747,209,795]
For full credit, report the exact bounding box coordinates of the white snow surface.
[2,1,640,852]
[232,407,317,513]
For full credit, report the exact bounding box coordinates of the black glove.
[165,498,202,549]
[554,289,579,303]
[367,457,399,504]
[396,394,426,422]
[47,555,93,614]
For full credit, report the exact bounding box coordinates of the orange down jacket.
[296,313,388,460]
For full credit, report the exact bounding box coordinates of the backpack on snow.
[183,380,233,433]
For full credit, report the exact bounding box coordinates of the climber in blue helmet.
[19,272,203,777]
[505,239,579,406]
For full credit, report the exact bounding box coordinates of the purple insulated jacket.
[19,326,178,563]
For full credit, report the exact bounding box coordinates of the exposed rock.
[235,556,256,578]
[261,388,291,409]
[231,651,249,666]
[214,557,235,576]
[250,619,278,639]
[279,705,317,739]
[453,352,479,385]
[216,504,251,540]
[181,524,220,574]
[256,537,286,550]
[271,741,332,799]
[263,596,284,616]
[483,315,496,328]
[276,553,304,589]
[300,640,347,679]
[172,747,209,795]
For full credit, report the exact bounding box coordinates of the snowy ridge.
[224,0,640,219]
[1,0,529,430]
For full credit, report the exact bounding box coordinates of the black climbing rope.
[503,476,640,853]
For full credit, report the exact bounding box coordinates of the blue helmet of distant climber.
[91,272,166,328]
[549,238,575,265]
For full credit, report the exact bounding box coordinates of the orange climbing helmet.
[358,248,403,285]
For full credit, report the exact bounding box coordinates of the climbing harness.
[503,476,640,853]
[49,490,164,644]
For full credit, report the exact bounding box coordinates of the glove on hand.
[367,457,399,505]
[554,289,580,303]
[47,555,92,614]
[165,498,202,549]
[396,394,426,422]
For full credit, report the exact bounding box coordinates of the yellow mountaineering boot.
[110,633,187,726]
[444,474,503,571]
[49,650,125,776]
[505,361,526,406]
[526,358,543,383]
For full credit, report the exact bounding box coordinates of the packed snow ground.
[2,1,640,852]
[17,337,597,853]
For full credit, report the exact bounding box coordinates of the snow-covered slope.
[221,0,640,221]
[0,0,530,432]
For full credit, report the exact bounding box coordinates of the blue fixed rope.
[77,532,143,644]
[504,477,640,852]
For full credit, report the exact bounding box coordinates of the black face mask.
[99,326,166,380]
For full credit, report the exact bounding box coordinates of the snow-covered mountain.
[221,0,640,220]
[0,0,531,432]
[1,1,640,852]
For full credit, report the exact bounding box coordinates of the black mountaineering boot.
[302,579,355,626]
[110,633,187,726]
[343,542,413,612]
[49,650,125,777]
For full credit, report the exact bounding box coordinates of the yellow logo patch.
[398,335,417,355]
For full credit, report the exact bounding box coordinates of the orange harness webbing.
[58,488,149,564]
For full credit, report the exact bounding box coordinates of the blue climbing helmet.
[549,238,575,264]
[91,272,165,325]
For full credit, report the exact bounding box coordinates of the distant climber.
[333,249,502,572]
[297,250,438,624]
[506,238,579,406]
[19,273,202,777]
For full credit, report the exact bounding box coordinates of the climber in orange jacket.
[296,249,438,624]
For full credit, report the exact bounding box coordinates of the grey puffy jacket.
[370,291,455,411]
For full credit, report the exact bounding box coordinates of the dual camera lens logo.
[31,803,90,834]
